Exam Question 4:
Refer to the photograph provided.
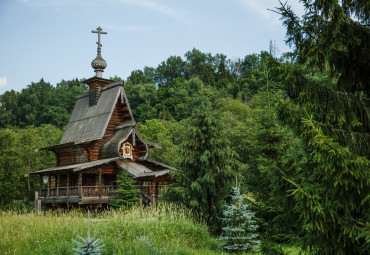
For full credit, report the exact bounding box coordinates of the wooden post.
[35,191,39,214]
[78,172,82,198]
[151,181,156,209]
[47,174,50,197]
[98,171,102,198]
[155,181,159,209]
[139,181,143,206]
[67,172,70,196]
[56,174,60,196]
[37,197,41,212]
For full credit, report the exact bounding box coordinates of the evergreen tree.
[271,1,370,253]
[247,92,309,241]
[273,0,370,156]
[110,171,140,208]
[220,182,260,253]
[166,99,236,228]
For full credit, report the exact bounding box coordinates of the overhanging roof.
[116,160,174,180]
[30,157,119,174]
[116,161,153,178]
[60,81,126,145]
[136,158,177,171]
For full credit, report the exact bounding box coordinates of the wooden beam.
[78,172,82,198]
[98,171,102,198]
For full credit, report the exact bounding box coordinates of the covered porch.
[31,158,174,208]
[39,171,118,206]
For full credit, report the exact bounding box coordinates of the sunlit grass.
[0,205,224,255]
[0,204,302,254]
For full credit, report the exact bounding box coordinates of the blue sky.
[0,0,303,94]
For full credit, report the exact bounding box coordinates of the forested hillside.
[0,1,368,254]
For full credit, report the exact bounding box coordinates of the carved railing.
[82,186,99,197]
[40,185,128,198]
[40,186,91,197]
[101,186,117,196]
[81,186,117,197]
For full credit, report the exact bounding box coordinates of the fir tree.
[247,92,309,241]
[166,99,236,228]
[269,1,370,254]
[220,182,260,253]
[110,171,140,208]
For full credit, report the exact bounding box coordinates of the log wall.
[55,147,85,166]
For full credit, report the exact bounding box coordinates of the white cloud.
[116,0,180,18]
[0,76,7,88]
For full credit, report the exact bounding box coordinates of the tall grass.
[0,204,302,254]
[0,204,223,255]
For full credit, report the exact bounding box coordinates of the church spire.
[91,27,107,78]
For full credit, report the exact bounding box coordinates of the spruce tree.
[247,92,309,241]
[166,99,236,228]
[110,171,140,208]
[270,1,370,253]
[220,183,260,253]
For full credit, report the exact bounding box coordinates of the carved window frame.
[121,142,133,159]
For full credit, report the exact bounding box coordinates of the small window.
[121,142,133,159]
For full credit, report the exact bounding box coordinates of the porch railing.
[41,186,117,198]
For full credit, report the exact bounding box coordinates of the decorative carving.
[120,142,133,159]
[50,176,56,188]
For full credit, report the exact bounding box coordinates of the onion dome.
[91,54,107,72]
[91,27,107,78]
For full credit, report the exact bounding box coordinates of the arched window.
[121,142,133,159]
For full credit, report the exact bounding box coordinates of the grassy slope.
[0,205,300,255]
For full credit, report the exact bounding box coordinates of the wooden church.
[30,27,175,208]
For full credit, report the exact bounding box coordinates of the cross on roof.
[92,27,107,48]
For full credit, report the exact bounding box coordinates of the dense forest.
[0,1,368,254]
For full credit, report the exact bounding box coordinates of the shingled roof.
[30,157,119,174]
[100,121,137,158]
[116,160,175,180]
[59,81,131,145]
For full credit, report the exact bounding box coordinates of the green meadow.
[0,205,300,255]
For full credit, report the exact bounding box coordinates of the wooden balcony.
[40,185,118,205]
